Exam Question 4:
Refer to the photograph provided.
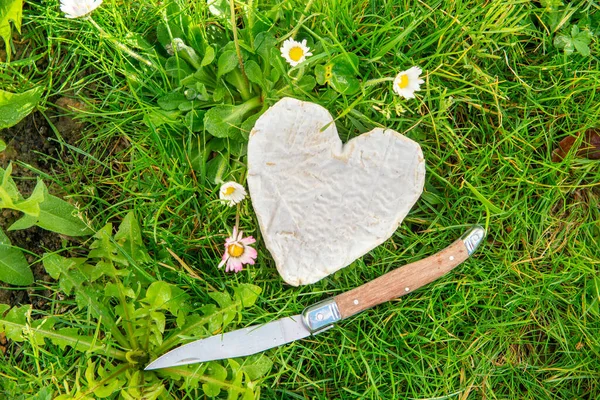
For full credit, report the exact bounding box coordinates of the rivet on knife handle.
[304,225,486,325]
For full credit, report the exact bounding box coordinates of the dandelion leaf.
[0,228,33,286]
[202,362,228,397]
[115,211,151,264]
[0,87,43,129]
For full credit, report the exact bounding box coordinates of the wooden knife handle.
[334,226,485,320]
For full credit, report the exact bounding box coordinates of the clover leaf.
[554,25,593,56]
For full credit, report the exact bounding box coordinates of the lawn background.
[1,0,599,398]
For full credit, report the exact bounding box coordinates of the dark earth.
[0,101,85,309]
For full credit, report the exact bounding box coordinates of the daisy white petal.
[60,0,103,19]
[280,38,313,67]
[393,66,425,99]
[219,181,247,207]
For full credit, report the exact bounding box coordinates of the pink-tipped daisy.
[393,66,425,99]
[218,227,257,273]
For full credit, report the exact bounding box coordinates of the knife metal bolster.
[302,298,341,333]
[460,225,486,256]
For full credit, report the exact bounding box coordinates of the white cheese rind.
[248,97,425,286]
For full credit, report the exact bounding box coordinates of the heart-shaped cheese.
[247,98,425,286]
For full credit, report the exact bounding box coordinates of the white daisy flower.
[280,38,313,67]
[60,0,103,19]
[219,181,247,207]
[393,66,425,99]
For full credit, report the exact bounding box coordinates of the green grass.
[1,0,600,398]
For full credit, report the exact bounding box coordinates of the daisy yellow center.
[289,47,304,62]
[228,243,244,258]
[397,74,409,89]
[224,186,236,195]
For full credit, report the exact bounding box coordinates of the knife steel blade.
[145,226,485,370]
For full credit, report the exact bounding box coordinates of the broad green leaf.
[36,193,93,236]
[89,223,128,266]
[121,371,165,400]
[209,291,232,309]
[318,54,361,95]
[199,304,221,333]
[206,153,229,184]
[227,359,246,400]
[144,281,173,310]
[0,164,44,217]
[53,327,84,351]
[233,284,261,308]
[0,138,5,152]
[114,211,150,263]
[209,291,236,328]
[0,163,20,202]
[43,253,118,331]
[0,0,23,61]
[165,57,193,81]
[202,45,216,67]
[254,32,277,64]
[30,387,53,400]
[185,109,206,132]
[240,112,262,140]
[0,228,33,285]
[156,21,184,48]
[178,100,194,112]
[42,254,87,292]
[81,259,119,281]
[85,360,123,398]
[0,305,28,342]
[315,64,328,85]
[207,0,230,21]
[229,137,248,158]
[296,75,317,92]
[202,362,228,397]
[329,74,360,95]
[194,82,210,101]
[0,87,43,129]
[245,60,263,85]
[150,310,166,333]
[105,281,136,299]
[8,213,37,231]
[554,26,593,56]
[158,92,188,111]
[240,354,273,380]
[204,97,261,138]
[13,178,45,217]
[573,28,593,56]
[213,86,226,102]
[218,50,239,77]
[143,109,180,127]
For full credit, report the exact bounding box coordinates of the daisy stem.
[235,203,240,232]
[229,0,250,95]
[363,77,395,87]
[289,0,316,38]
[86,16,155,68]
[247,0,255,40]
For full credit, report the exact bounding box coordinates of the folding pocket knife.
[145,226,486,370]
